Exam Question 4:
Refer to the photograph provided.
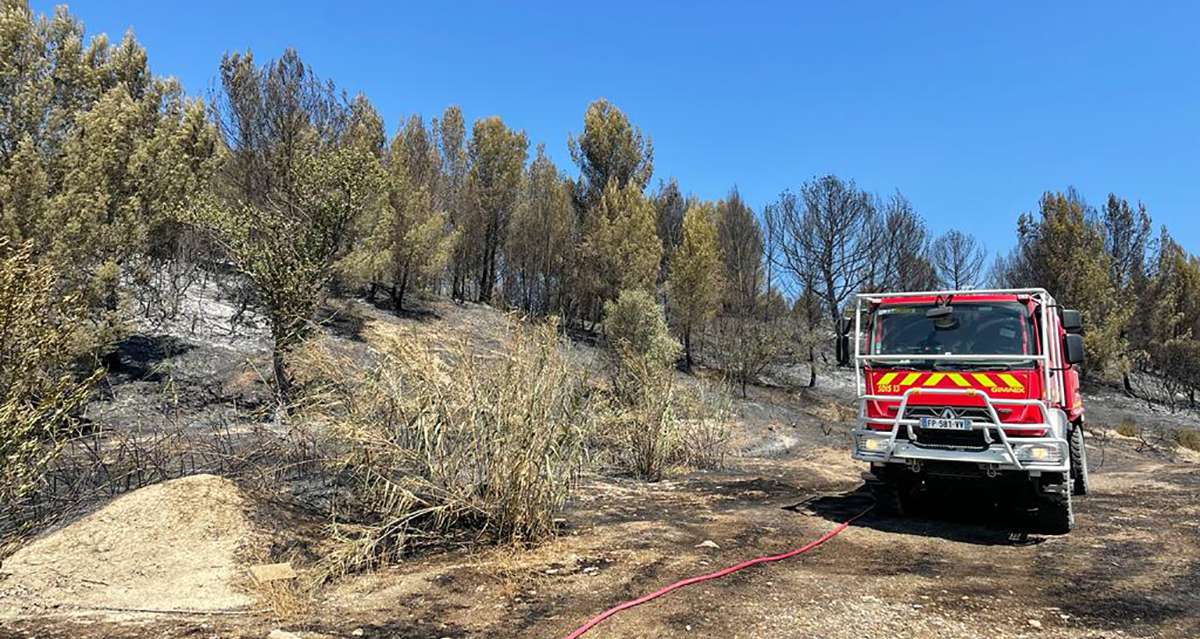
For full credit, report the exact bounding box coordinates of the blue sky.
[36,1,1200,257]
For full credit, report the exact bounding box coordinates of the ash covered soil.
[2,291,1198,639]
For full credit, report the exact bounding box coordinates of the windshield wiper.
[875,359,936,370]
[909,361,937,370]
[934,361,1009,371]
[935,360,1035,371]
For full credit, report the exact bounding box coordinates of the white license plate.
[920,417,973,430]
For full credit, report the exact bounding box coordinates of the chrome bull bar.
[855,387,1066,472]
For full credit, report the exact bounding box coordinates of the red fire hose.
[561,507,873,639]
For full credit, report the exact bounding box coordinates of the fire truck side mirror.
[835,318,852,366]
[1064,333,1085,366]
[1061,309,1083,334]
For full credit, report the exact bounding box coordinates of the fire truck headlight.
[1015,443,1063,464]
[857,433,892,455]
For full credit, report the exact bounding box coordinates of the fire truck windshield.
[869,302,1033,368]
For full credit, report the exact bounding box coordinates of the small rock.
[267,631,301,639]
[351,630,364,637]
[695,540,720,549]
[1028,619,1043,629]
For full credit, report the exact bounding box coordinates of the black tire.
[870,468,920,517]
[870,478,903,516]
[1036,482,1074,534]
[1070,421,1090,496]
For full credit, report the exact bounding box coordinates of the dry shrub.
[1106,415,1186,454]
[674,383,733,470]
[1173,428,1200,452]
[476,546,555,601]
[708,315,788,398]
[599,290,683,480]
[592,374,734,477]
[600,362,678,481]
[1115,418,1139,438]
[594,290,734,477]
[253,576,316,620]
[808,399,858,437]
[297,317,591,575]
[678,419,732,469]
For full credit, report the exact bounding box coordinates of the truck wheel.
[870,479,903,516]
[870,468,920,517]
[1036,482,1074,534]
[1069,421,1090,496]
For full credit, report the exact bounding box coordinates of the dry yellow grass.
[1174,427,1200,452]
[295,317,592,577]
[1115,418,1139,438]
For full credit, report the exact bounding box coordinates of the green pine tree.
[668,203,723,370]
[580,178,662,318]
[466,116,527,303]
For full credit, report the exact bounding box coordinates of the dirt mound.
[0,474,260,619]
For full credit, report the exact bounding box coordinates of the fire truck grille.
[899,406,1002,450]
[906,406,996,421]
[910,427,989,450]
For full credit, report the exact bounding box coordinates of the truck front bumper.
[852,388,1071,475]
[852,427,1069,474]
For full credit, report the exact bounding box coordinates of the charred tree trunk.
[477,253,493,304]
[478,225,498,304]
[272,345,292,411]
[683,329,693,373]
[394,276,408,314]
[1123,372,1137,397]
[808,344,818,388]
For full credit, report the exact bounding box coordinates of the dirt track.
[313,439,1199,639]
[4,432,1196,639]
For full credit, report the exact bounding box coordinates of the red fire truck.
[842,288,1088,533]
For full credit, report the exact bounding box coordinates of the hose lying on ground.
[561,506,873,639]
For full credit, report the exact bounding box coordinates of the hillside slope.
[2,292,1198,639]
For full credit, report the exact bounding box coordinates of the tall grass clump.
[297,317,590,574]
